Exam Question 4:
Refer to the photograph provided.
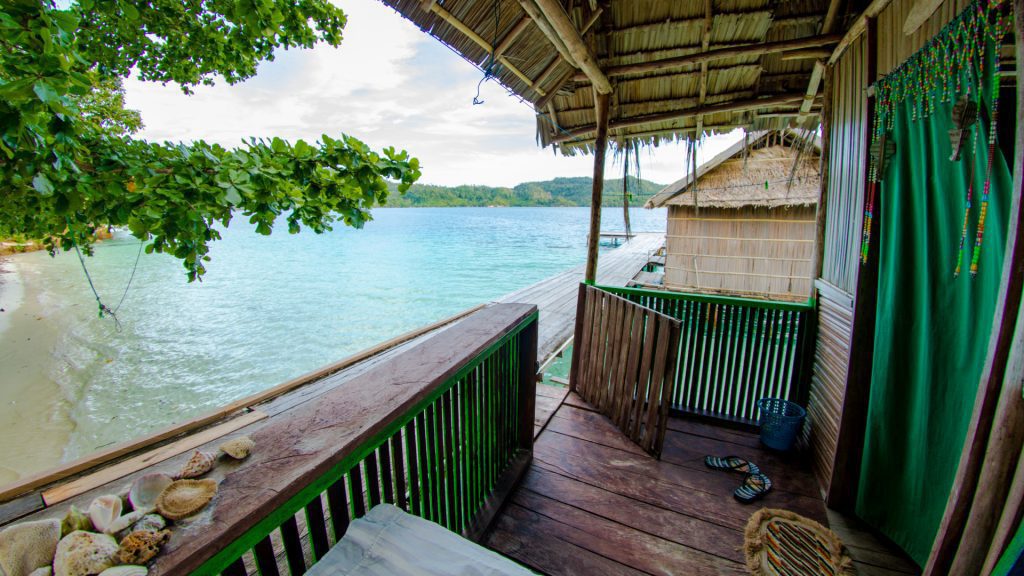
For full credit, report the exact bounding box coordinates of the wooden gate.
[569,284,682,457]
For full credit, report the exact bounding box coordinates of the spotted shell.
[218,436,255,460]
[156,479,218,520]
[115,530,170,565]
[0,519,61,576]
[176,450,216,479]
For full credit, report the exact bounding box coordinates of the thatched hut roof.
[377,0,840,155]
[645,130,821,209]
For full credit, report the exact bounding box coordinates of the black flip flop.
[704,455,761,475]
[734,472,772,504]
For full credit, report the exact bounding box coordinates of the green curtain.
[855,72,1013,564]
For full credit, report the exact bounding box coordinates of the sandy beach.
[0,256,74,485]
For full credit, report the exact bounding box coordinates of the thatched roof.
[377,0,839,154]
[646,130,821,209]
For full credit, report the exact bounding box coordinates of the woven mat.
[744,508,854,576]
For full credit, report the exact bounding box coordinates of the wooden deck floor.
[485,394,829,575]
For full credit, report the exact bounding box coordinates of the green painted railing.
[597,285,815,426]
[161,305,538,575]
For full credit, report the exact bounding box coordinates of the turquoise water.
[7,207,665,461]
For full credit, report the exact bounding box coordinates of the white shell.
[53,531,118,576]
[176,450,216,479]
[0,519,61,576]
[218,436,255,460]
[129,473,173,512]
[88,495,123,534]
[28,568,53,576]
[104,510,145,535]
[99,567,147,576]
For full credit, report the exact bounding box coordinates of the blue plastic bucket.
[757,398,806,451]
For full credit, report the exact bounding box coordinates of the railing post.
[517,316,539,450]
[568,283,588,392]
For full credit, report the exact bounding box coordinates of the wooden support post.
[827,16,878,511]
[585,91,610,283]
[812,65,833,283]
[532,0,612,94]
[517,315,539,451]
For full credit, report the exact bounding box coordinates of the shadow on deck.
[487,394,825,575]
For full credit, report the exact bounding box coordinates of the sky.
[122,0,744,188]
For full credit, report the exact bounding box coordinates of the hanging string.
[955,129,980,277]
[71,234,145,332]
[472,0,501,105]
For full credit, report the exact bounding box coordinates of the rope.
[71,234,144,332]
[473,0,501,105]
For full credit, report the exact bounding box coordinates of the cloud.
[123,0,744,187]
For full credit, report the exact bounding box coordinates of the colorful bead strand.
[955,130,979,277]
[969,51,1001,278]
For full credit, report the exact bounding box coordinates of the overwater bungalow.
[2,0,1023,574]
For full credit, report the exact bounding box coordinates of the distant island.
[385,176,664,208]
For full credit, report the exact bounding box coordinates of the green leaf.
[32,173,55,196]
[33,81,61,105]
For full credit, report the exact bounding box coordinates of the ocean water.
[6,207,665,461]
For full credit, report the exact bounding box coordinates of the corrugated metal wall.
[809,0,973,498]
[664,205,817,301]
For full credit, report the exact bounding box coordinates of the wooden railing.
[582,285,815,426]
[150,304,538,575]
[569,285,682,457]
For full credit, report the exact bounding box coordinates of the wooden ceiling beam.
[567,124,747,147]
[574,34,842,80]
[516,0,579,68]
[552,92,807,143]
[696,0,714,137]
[796,0,844,125]
[780,48,835,61]
[532,0,612,93]
[828,0,893,64]
[494,17,531,58]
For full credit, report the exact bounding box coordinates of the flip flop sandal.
[704,455,761,475]
[734,472,772,504]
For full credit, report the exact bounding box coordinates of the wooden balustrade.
[569,285,682,457]
[150,304,538,575]
[575,285,815,428]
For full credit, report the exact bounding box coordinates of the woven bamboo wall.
[664,205,816,301]
[809,0,974,498]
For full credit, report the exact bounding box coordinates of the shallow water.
[5,207,665,463]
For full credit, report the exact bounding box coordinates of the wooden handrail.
[152,303,538,574]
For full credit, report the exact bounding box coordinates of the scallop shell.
[156,479,218,520]
[88,495,123,534]
[0,519,61,576]
[129,473,173,512]
[99,567,147,576]
[176,450,216,479]
[218,436,254,460]
[115,530,170,565]
[53,531,118,576]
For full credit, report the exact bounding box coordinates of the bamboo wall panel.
[571,285,682,457]
[802,284,854,495]
[664,205,817,302]
[821,35,867,295]
[876,0,973,77]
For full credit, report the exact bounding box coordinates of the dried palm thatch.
[647,130,821,209]
[377,0,838,155]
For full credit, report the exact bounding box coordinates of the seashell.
[128,514,166,535]
[218,435,254,460]
[156,479,218,520]
[61,505,93,537]
[53,530,118,576]
[104,510,145,535]
[129,473,173,512]
[99,567,147,576]
[176,450,216,479]
[0,519,61,576]
[115,530,170,565]
[29,568,52,576]
[88,495,123,534]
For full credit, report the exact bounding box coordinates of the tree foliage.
[386,176,664,208]
[0,0,420,280]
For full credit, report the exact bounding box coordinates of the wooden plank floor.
[499,233,664,364]
[485,395,829,575]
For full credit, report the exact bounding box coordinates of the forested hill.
[384,176,665,207]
